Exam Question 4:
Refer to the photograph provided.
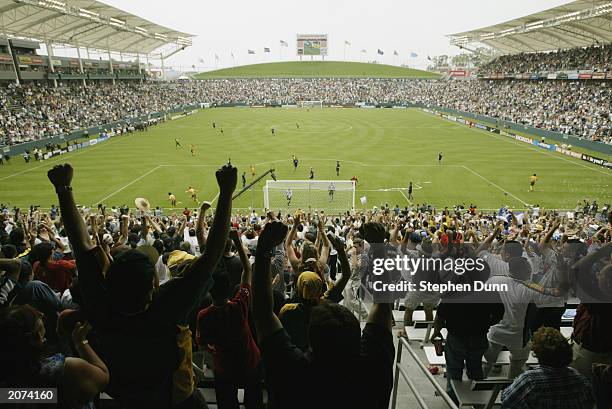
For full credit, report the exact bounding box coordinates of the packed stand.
[480,44,612,75]
[1,77,610,147]
[1,162,611,408]
[0,82,208,146]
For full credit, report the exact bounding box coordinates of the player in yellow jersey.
[529,173,538,192]
[186,186,198,203]
[190,144,195,156]
[168,192,177,206]
[250,165,256,178]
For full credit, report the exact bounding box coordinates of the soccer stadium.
[0,0,611,408]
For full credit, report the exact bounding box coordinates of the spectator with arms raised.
[252,220,394,409]
[47,162,236,409]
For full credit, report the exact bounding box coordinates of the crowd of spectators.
[1,77,609,147]
[480,44,612,75]
[410,80,612,144]
[0,163,611,408]
[0,82,202,146]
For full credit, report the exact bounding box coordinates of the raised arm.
[285,215,300,270]
[539,221,560,252]
[252,221,288,342]
[317,215,331,265]
[188,165,235,279]
[145,214,163,235]
[230,229,251,285]
[475,222,502,254]
[47,164,95,257]
[195,201,211,250]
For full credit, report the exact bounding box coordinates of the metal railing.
[391,336,459,409]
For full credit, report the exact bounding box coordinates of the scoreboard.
[297,34,328,56]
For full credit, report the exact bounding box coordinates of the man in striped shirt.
[501,327,593,409]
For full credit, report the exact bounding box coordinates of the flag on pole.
[280,40,288,47]
[410,52,418,58]
[393,50,398,56]
[264,47,271,53]
[377,49,384,55]
[345,40,351,46]
[248,49,255,54]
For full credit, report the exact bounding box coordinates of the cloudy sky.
[100,0,570,70]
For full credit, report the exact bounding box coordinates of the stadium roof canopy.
[0,0,194,55]
[449,0,612,53]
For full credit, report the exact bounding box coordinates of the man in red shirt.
[196,229,263,409]
[31,242,76,293]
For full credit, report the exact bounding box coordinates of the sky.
[97,0,571,71]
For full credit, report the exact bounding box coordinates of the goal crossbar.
[264,180,355,211]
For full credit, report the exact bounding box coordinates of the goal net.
[297,101,323,108]
[264,180,355,212]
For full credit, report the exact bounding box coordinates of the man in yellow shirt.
[168,192,177,206]
[529,174,538,192]
[186,186,198,203]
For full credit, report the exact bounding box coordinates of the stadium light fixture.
[109,17,126,27]
[78,8,99,18]
[37,0,66,12]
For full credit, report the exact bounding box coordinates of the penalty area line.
[462,165,530,207]
[96,165,161,204]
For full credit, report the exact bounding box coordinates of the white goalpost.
[297,100,324,108]
[264,180,355,212]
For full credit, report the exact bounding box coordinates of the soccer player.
[309,167,314,180]
[186,186,198,203]
[250,165,256,178]
[168,192,177,207]
[271,128,276,136]
[23,151,30,163]
[286,188,293,207]
[328,182,335,203]
[296,123,300,129]
[351,175,358,186]
[336,160,340,176]
[242,172,247,189]
[220,127,224,134]
[408,181,413,200]
[190,144,195,156]
[438,152,443,164]
[212,122,216,128]
[529,173,538,192]
[292,155,299,171]
[0,155,3,165]
[175,138,181,148]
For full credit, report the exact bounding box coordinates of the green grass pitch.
[194,61,439,79]
[1,108,610,212]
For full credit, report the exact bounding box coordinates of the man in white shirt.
[484,257,561,378]
[477,223,525,277]
[343,238,368,320]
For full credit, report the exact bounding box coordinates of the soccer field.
[1,108,610,212]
